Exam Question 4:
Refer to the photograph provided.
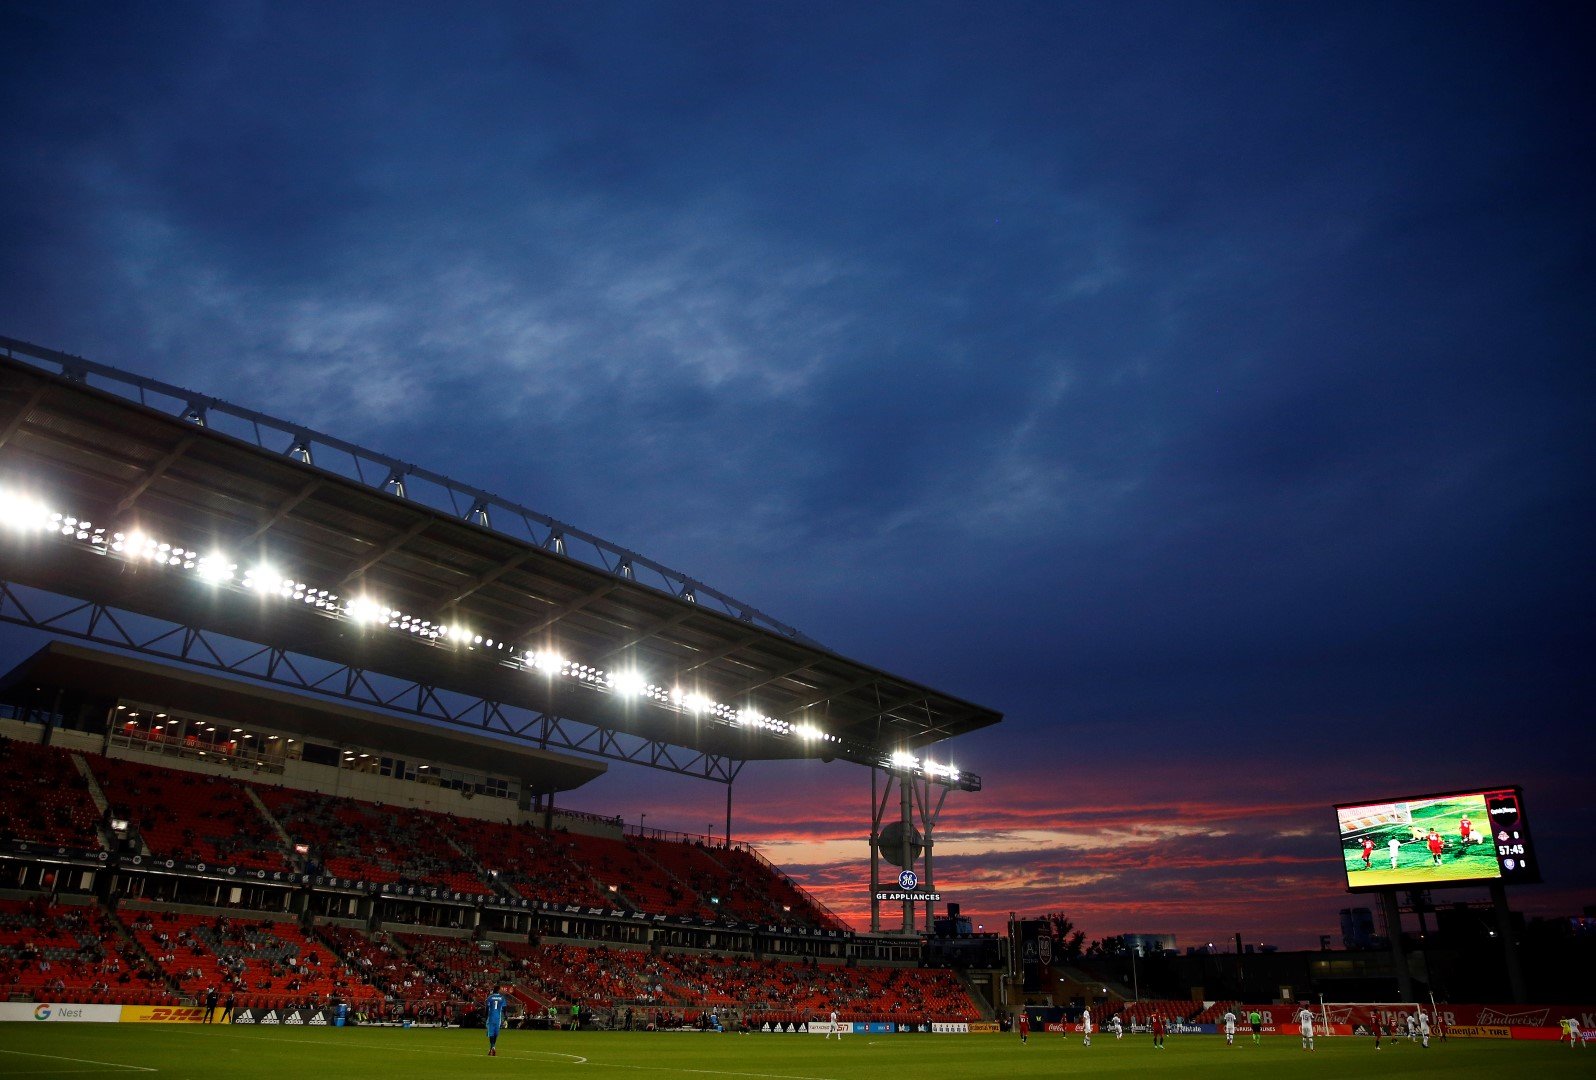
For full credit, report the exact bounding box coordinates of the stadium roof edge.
[0,339,1002,776]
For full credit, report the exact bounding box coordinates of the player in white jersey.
[1418,1010,1431,1048]
[1081,1006,1092,1046]
[1566,1017,1583,1048]
[1222,1010,1237,1046]
[826,1008,840,1039]
[1298,1007,1315,1051]
[1110,1013,1124,1039]
[1388,836,1401,868]
[1406,1012,1417,1041]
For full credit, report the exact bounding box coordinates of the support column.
[899,774,914,933]
[1381,890,1413,1000]
[1488,882,1526,1003]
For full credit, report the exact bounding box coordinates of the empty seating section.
[0,898,173,1005]
[120,909,384,1009]
[508,944,980,1023]
[0,736,104,848]
[562,832,696,916]
[1120,998,1198,1024]
[90,756,291,872]
[707,845,846,929]
[0,738,842,933]
[1192,999,1241,1024]
[254,788,492,894]
[0,894,984,1022]
[639,837,761,920]
[434,818,610,907]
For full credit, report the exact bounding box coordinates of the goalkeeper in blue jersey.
[485,985,507,1056]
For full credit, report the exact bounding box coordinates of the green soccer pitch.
[1,1026,1590,1080]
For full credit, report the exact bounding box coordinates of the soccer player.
[1017,1011,1029,1043]
[1427,829,1444,865]
[1388,836,1402,869]
[1459,815,1474,846]
[1418,1010,1431,1048]
[484,984,506,1056]
[1360,838,1375,868]
[1298,1006,1315,1052]
[1222,1009,1237,1046]
[1081,1006,1092,1047]
[1567,1016,1582,1048]
[1406,1011,1418,1041]
[1111,1013,1124,1040]
[1249,1008,1262,1044]
[1151,1013,1165,1049]
[826,1008,840,1040]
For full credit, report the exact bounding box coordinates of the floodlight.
[1,490,54,528]
[609,671,648,697]
[891,750,919,770]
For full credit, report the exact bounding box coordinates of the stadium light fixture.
[8,486,915,764]
[608,671,648,698]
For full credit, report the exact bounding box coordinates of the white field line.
[0,1049,157,1073]
[204,1029,844,1080]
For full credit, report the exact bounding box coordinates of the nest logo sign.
[34,1005,50,1020]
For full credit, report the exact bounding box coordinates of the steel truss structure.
[0,334,814,645]
[0,580,739,784]
[0,335,998,793]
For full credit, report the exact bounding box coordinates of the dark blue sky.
[1,1,1592,943]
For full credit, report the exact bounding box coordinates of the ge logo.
[898,870,918,891]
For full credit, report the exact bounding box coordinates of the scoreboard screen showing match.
[1335,786,1541,891]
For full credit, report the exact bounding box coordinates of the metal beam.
[0,334,820,646]
[0,579,739,783]
[116,432,198,512]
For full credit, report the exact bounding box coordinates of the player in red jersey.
[1426,829,1444,865]
[1361,838,1375,868]
[1151,1013,1166,1049]
[1459,816,1474,846]
[1017,1011,1029,1043]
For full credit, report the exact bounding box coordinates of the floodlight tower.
[869,751,978,934]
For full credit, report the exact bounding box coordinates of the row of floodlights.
[0,489,925,758]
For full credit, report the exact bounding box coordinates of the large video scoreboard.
[1335,785,1540,891]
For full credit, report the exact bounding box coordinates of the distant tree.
[1040,912,1086,962]
[1085,934,1128,958]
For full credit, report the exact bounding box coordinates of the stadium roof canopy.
[0,338,999,785]
[0,640,606,793]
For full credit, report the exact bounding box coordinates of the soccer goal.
[1316,1000,1425,1037]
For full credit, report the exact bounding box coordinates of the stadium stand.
[432,817,614,908]
[253,787,493,894]
[0,897,174,1005]
[1120,998,1199,1025]
[0,736,105,849]
[88,756,293,872]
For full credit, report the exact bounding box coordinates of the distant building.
[1340,907,1378,949]
[1122,933,1176,956]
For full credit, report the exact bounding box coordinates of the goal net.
[1317,1001,1425,1037]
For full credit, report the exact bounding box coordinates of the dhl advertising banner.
[119,1005,207,1023]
